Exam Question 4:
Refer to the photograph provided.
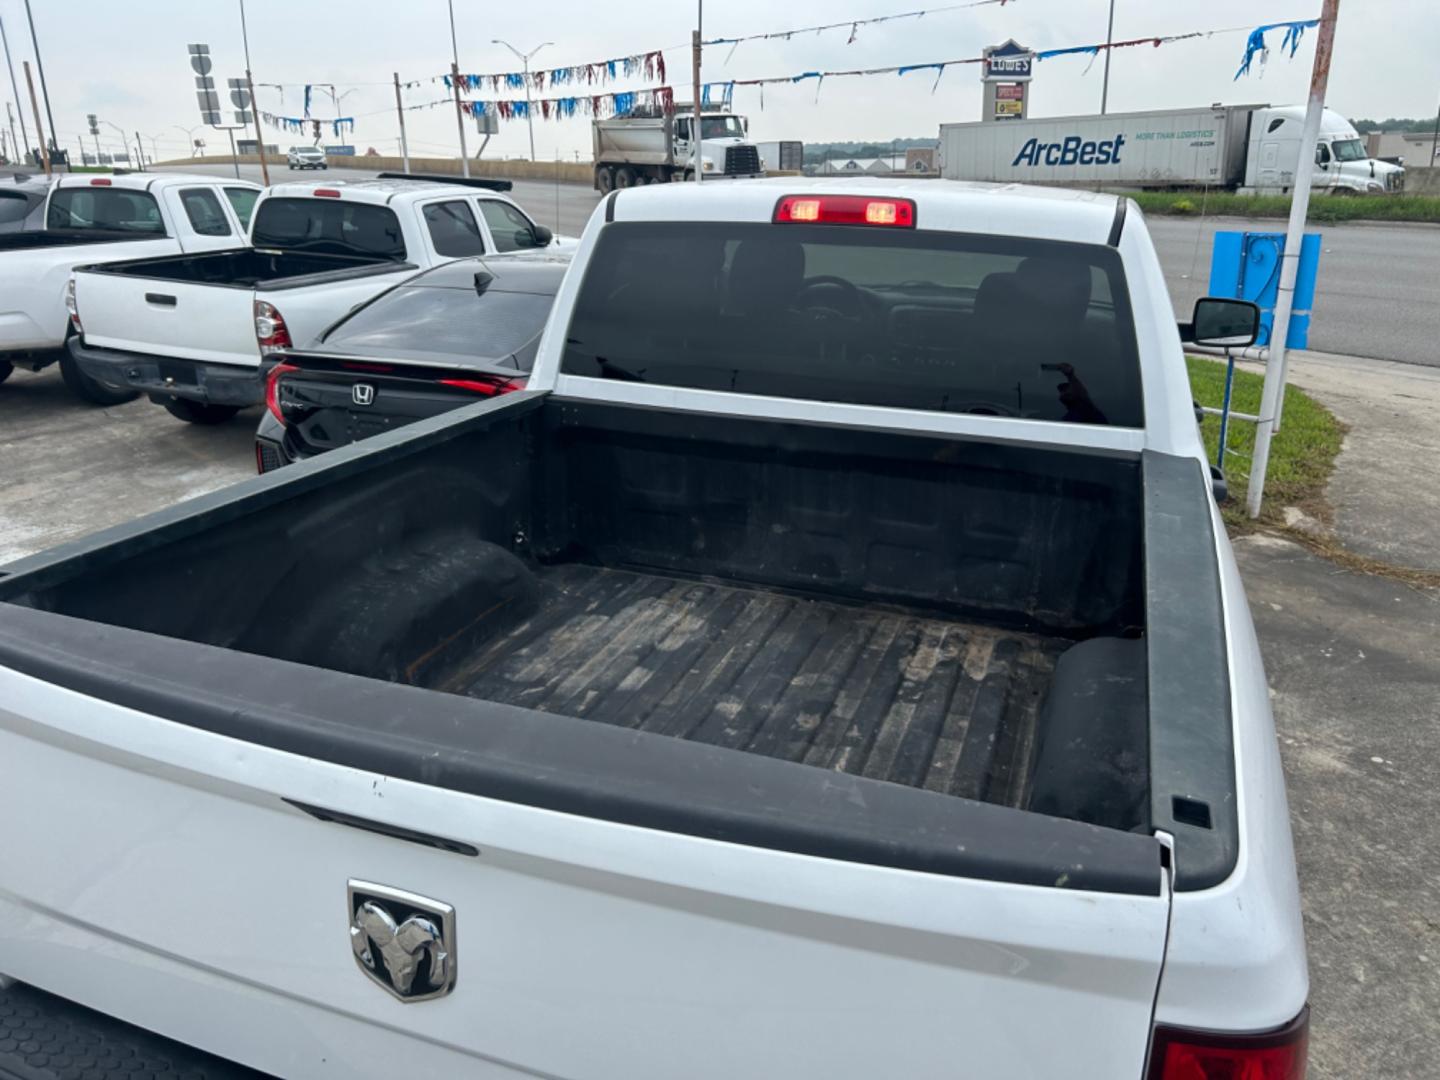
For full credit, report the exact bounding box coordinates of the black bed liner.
[444,563,1063,803]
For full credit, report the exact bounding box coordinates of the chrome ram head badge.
[347,880,457,1002]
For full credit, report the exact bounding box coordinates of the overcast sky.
[2,0,1436,163]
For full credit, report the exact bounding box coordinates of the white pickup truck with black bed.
[0,172,260,403]
[0,179,1307,1079]
[65,175,570,424]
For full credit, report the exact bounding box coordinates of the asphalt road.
[157,163,1440,367]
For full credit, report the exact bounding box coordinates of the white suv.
[286,145,327,171]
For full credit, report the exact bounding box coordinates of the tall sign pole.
[0,14,31,161]
[237,0,269,185]
[1246,0,1340,519]
[692,0,703,183]
[447,0,471,177]
[22,61,46,176]
[22,0,59,166]
[1100,0,1116,114]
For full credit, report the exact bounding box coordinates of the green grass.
[1187,356,1346,527]
[1130,190,1440,224]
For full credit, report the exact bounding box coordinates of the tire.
[596,166,615,194]
[0,360,12,385]
[162,399,242,425]
[59,352,139,406]
[615,166,638,190]
[682,169,695,183]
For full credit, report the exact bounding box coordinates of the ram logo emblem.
[347,880,457,1002]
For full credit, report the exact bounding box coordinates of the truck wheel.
[163,399,242,425]
[615,166,638,190]
[682,169,695,183]
[596,167,615,194]
[59,353,139,406]
[0,360,12,385]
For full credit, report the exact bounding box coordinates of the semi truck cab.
[1244,105,1404,194]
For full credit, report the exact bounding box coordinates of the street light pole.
[447,0,471,177]
[492,40,551,161]
[0,13,31,161]
[692,0,703,184]
[1100,0,1116,115]
[1246,0,1340,519]
[22,0,60,166]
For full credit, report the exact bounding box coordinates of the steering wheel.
[791,275,865,321]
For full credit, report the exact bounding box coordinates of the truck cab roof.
[603,176,1124,246]
[265,177,513,205]
[51,172,261,193]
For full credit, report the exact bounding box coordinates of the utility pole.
[5,103,18,166]
[22,0,59,167]
[1,13,31,162]
[392,73,411,172]
[692,0,703,183]
[1100,0,1116,115]
[22,61,46,175]
[135,130,146,170]
[238,0,269,185]
[1246,0,1340,519]
[1430,95,1439,167]
[446,0,470,177]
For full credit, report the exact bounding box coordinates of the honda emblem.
[352,383,376,406]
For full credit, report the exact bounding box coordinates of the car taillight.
[438,376,523,397]
[65,277,81,334]
[1148,1009,1308,1080]
[773,194,916,228]
[254,300,292,355]
[264,361,299,424]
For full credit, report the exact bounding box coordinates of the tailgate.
[73,270,259,368]
[0,617,1172,1080]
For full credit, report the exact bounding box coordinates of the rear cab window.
[178,188,233,236]
[251,196,406,260]
[46,188,165,234]
[561,221,1144,427]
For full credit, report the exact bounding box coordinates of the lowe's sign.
[1012,133,1126,167]
[982,40,1033,82]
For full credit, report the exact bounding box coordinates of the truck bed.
[443,562,1062,803]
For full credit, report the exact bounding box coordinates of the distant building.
[906,147,937,173]
[1364,131,1438,164]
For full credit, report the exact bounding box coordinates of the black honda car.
[254,252,570,472]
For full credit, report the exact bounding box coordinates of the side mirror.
[1179,297,1261,347]
[531,224,553,246]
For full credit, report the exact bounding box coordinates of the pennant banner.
[1234,19,1319,79]
[448,50,665,94]
[261,112,355,138]
[703,0,1013,50]
[462,86,675,122]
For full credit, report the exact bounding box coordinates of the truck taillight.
[65,277,81,335]
[1148,1009,1308,1080]
[773,195,916,228]
[438,376,524,397]
[264,361,299,425]
[254,300,292,355]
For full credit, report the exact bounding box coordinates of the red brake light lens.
[438,376,524,397]
[89,178,112,186]
[773,195,916,228]
[313,188,342,198]
[1148,1009,1308,1080]
[264,361,299,425]
[254,300,293,355]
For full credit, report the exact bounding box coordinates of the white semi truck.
[939,103,1404,194]
[592,105,763,190]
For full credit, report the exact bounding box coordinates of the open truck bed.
[443,562,1064,804]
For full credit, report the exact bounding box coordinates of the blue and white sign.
[982,40,1034,83]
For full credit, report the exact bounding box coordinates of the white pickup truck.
[67,175,572,424]
[0,179,1307,1078]
[0,172,261,403]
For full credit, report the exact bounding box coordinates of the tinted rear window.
[0,192,36,226]
[322,285,553,368]
[46,188,164,233]
[251,197,405,260]
[561,222,1143,427]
